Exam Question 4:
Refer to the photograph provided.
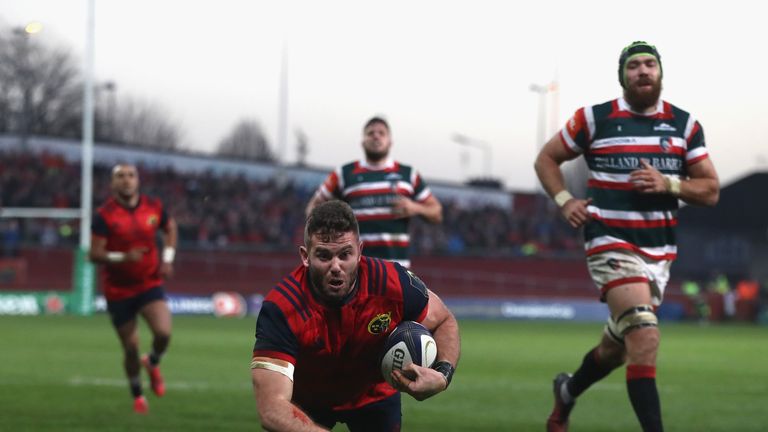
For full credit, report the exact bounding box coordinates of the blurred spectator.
[2,220,21,256]
[682,279,709,322]
[735,278,759,322]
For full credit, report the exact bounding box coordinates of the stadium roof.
[678,171,768,236]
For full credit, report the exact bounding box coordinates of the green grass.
[1,315,766,431]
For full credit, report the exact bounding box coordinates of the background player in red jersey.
[89,164,178,414]
[305,117,443,268]
[535,42,719,432]
[251,200,460,431]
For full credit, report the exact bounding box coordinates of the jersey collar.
[359,158,395,171]
[618,97,664,116]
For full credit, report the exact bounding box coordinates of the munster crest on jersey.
[147,214,159,227]
[368,312,392,334]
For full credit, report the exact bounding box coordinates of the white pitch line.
[68,376,250,390]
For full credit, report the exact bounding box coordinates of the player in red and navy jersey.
[251,200,460,431]
[305,117,443,268]
[89,164,178,414]
[535,42,719,432]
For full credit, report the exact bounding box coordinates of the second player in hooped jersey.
[305,117,443,269]
[251,200,460,432]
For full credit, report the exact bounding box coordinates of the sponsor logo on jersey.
[607,258,621,271]
[368,312,392,334]
[653,122,677,132]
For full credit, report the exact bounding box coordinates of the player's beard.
[308,268,355,306]
[364,147,388,163]
[624,77,662,112]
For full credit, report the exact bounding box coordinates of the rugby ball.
[380,321,437,387]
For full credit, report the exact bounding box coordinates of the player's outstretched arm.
[393,290,460,401]
[251,358,328,432]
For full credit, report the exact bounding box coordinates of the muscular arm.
[159,216,178,278]
[420,289,460,367]
[161,217,178,250]
[392,289,460,400]
[393,194,443,224]
[534,134,577,198]
[251,359,328,432]
[534,134,592,228]
[679,158,719,206]
[629,158,719,207]
[88,235,111,264]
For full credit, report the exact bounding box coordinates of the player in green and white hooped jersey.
[306,117,443,268]
[535,41,720,432]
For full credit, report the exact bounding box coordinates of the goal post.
[0,207,96,316]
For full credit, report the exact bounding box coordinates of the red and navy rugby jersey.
[253,256,430,412]
[91,195,168,301]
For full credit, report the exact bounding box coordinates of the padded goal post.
[0,207,95,316]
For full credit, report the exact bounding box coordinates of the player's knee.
[615,304,658,336]
[625,326,660,364]
[123,344,139,358]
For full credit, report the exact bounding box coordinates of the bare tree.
[217,118,274,161]
[0,24,184,150]
[106,96,182,150]
[0,26,81,140]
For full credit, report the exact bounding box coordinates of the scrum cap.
[618,41,662,88]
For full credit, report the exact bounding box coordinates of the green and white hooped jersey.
[560,97,709,261]
[317,159,432,268]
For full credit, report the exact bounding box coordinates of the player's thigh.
[139,288,172,336]
[604,281,655,317]
[114,318,140,350]
[344,393,401,432]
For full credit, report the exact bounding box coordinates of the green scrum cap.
[618,41,662,88]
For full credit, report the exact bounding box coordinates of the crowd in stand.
[1,150,581,257]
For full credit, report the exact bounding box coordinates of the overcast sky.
[1,0,766,191]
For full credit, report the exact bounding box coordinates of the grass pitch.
[1,315,766,431]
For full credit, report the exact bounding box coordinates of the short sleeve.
[684,120,709,166]
[91,213,109,238]
[394,263,429,322]
[560,107,591,155]
[253,301,299,364]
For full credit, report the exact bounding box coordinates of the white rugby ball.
[380,321,437,387]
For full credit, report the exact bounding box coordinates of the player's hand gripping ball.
[380,321,437,387]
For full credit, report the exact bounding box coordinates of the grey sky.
[1,0,766,191]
